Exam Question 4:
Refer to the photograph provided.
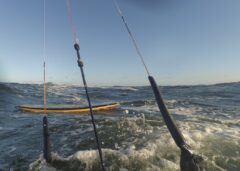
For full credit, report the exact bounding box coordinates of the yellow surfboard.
[17,103,119,113]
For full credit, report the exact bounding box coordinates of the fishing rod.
[112,0,204,170]
[42,0,51,163]
[66,0,105,170]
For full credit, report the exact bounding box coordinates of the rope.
[112,0,150,76]
[65,1,105,170]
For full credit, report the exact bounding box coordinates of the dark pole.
[74,43,105,171]
[43,115,51,162]
[148,76,185,148]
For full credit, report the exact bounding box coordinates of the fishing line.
[66,0,78,43]
[43,0,46,114]
[112,0,150,76]
[65,0,105,170]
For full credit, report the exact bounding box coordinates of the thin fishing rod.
[43,0,46,114]
[113,0,150,76]
[42,0,51,163]
[112,0,185,147]
[112,1,204,170]
[43,0,47,115]
[66,0,105,170]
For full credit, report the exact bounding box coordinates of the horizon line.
[1,80,239,87]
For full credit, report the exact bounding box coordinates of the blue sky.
[0,0,240,86]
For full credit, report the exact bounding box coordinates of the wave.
[0,83,16,94]
[29,119,240,171]
[1,82,240,170]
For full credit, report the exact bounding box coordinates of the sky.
[0,0,240,86]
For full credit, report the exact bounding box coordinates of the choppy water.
[0,82,240,171]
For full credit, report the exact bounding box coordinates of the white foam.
[29,155,57,171]
[29,142,179,171]
[29,110,240,171]
[169,106,203,115]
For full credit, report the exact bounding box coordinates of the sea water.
[0,82,239,170]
